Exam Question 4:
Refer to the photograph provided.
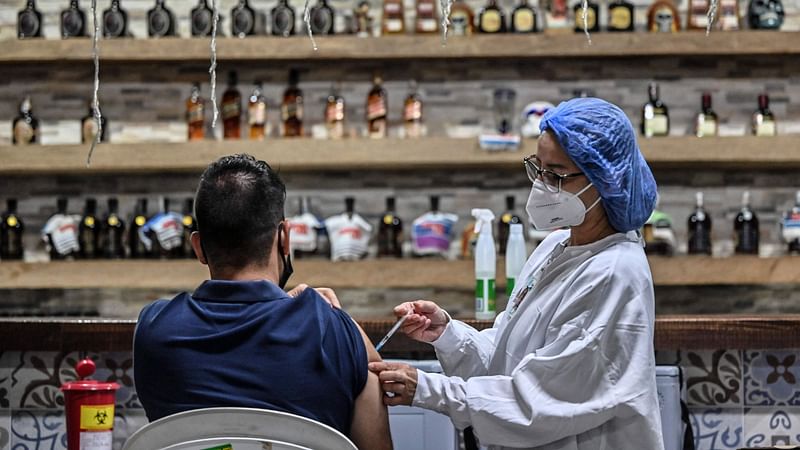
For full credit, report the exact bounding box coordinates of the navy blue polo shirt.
[133,279,368,435]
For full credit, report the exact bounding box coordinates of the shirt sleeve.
[431,313,502,379]
[414,264,657,448]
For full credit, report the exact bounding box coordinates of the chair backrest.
[122,407,358,450]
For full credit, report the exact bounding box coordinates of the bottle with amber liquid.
[186,83,206,141]
[497,195,522,255]
[1,199,24,261]
[641,82,669,138]
[573,0,599,32]
[687,192,712,255]
[129,198,150,259]
[281,70,304,137]
[415,0,439,33]
[607,0,634,31]
[383,0,406,34]
[103,197,125,259]
[695,92,718,138]
[181,198,197,259]
[325,84,346,139]
[13,96,39,145]
[511,0,537,32]
[734,191,759,255]
[403,80,423,138]
[449,0,475,35]
[479,0,507,32]
[752,93,776,136]
[377,197,403,258]
[18,0,43,38]
[222,71,242,139]
[81,101,108,144]
[367,73,388,139]
[248,81,267,140]
[61,0,87,38]
[103,0,129,38]
[147,0,176,37]
[78,198,101,259]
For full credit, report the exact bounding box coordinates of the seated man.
[134,154,392,450]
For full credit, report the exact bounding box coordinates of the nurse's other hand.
[368,361,418,406]
[287,283,342,309]
[393,300,449,343]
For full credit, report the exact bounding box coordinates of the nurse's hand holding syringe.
[391,300,450,343]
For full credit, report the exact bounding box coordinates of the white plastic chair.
[122,407,358,450]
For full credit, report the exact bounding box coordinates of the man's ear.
[190,231,208,265]
[280,221,291,256]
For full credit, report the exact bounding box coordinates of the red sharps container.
[61,357,120,450]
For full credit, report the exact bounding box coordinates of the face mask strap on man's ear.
[277,221,294,289]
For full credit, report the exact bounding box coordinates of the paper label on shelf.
[79,431,112,450]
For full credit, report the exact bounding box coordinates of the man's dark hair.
[195,154,286,270]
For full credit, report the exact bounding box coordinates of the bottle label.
[475,278,496,315]
[108,216,119,227]
[385,18,404,32]
[404,101,422,121]
[367,98,388,120]
[326,102,345,122]
[187,104,205,124]
[282,101,304,121]
[418,2,435,13]
[755,120,776,136]
[14,121,35,144]
[221,101,241,120]
[248,102,266,125]
[405,122,422,138]
[513,9,535,31]
[576,7,596,29]
[418,18,438,31]
[645,115,669,136]
[7,216,18,227]
[696,117,717,137]
[385,3,401,12]
[481,10,502,32]
[609,6,631,29]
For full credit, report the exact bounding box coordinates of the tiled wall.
[3,349,800,449]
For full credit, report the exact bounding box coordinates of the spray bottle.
[472,208,496,320]
[505,223,527,297]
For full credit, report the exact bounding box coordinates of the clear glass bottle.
[752,93,777,136]
[641,82,669,137]
[695,92,718,138]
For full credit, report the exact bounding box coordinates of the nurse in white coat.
[369,98,666,450]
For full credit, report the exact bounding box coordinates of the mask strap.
[277,221,293,289]
[586,196,602,212]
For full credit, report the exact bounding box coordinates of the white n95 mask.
[526,179,601,230]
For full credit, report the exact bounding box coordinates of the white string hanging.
[581,0,592,45]
[706,0,719,35]
[303,0,319,51]
[86,0,103,167]
[209,0,220,129]
[439,0,453,45]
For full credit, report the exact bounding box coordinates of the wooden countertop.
[2,315,799,355]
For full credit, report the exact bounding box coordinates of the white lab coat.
[413,230,665,450]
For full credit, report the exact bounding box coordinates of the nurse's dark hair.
[194,153,286,270]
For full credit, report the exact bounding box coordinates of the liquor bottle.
[377,197,403,258]
[281,70,304,137]
[61,0,87,38]
[643,208,676,256]
[449,0,475,35]
[695,92,718,138]
[497,195,522,255]
[153,198,183,259]
[81,101,108,144]
[181,198,197,259]
[367,73,388,139]
[355,0,373,36]
[248,81,267,140]
[641,83,669,138]
[479,0,507,33]
[546,0,569,29]
[191,0,214,36]
[325,84,346,139]
[782,191,800,254]
[289,197,323,258]
[647,0,680,32]
[687,192,712,255]
[718,0,740,30]
[129,198,150,259]
[413,195,459,258]
[78,198,101,259]
[12,96,39,145]
[309,0,335,35]
[573,0,599,32]
[415,0,439,34]
[45,197,79,260]
[272,0,296,37]
[0,199,25,261]
[231,0,256,37]
[382,0,405,34]
[103,0,130,38]
[186,83,206,141]
[324,197,373,262]
[748,0,784,29]
[222,71,242,139]
[752,93,777,136]
[147,0,176,37]
[607,0,634,31]
[103,197,125,259]
[734,191,759,255]
[403,80,423,138]
[511,0,537,33]
[18,0,43,38]
[687,0,713,30]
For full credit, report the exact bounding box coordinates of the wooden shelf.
[1,136,799,175]
[0,256,798,291]
[2,315,800,351]
[2,32,799,64]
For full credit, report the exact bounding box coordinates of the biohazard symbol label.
[80,404,114,430]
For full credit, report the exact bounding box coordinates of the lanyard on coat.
[507,240,566,318]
